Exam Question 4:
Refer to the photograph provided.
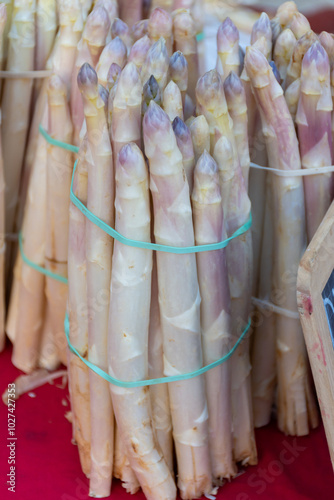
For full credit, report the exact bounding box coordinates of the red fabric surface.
[1,341,333,500]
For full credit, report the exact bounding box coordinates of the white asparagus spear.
[172,117,195,192]
[108,143,176,500]
[78,63,114,497]
[128,35,152,73]
[192,151,236,481]
[148,7,173,56]
[168,51,188,109]
[96,37,127,87]
[148,255,174,473]
[189,115,210,163]
[216,17,240,81]
[288,12,310,40]
[111,18,133,53]
[273,28,296,84]
[119,0,141,27]
[245,46,319,436]
[143,101,212,500]
[67,135,91,477]
[45,75,73,366]
[285,30,318,90]
[141,38,169,91]
[35,0,57,71]
[38,299,60,371]
[285,78,301,121]
[163,80,183,122]
[131,19,148,42]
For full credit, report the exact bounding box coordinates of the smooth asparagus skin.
[251,12,272,61]
[172,117,195,192]
[108,143,176,500]
[131,19,148,42]
[96,37,127,87]
[143,101,212,499]
[78,63,114,497]
[111,18,133,52]
[189,115,210,163]
[163,80,183,121]
[288,12,310,40]
[216,17,240,81]
[141,38,169,91]
[148,7,173,55]
[273,28,296,84]
[245,46,319,436]
[128,35,152,72]
[296,41,333,241]
[285,30,318,90]
[173,9,198,101]
[169,51,188,108]
[119,0,142,27]
[192,151,236,481]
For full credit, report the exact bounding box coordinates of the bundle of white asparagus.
[2,0,334,498]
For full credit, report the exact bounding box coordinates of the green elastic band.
[65,313,251,387]
[39,125,80,154]
[70,160,252,254]
[196,31,205,42]
[19,232,68,285]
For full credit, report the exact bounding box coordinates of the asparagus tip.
[47,74,67,96]
[77,63,98,97]
[217,17,239,49]
[303,40,329,76]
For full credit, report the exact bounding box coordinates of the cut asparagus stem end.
[217,17,239,53]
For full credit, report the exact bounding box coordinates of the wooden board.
[297,201,334,472]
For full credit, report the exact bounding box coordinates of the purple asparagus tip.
[217,17,239,51]
[302,40,330,76]
[77,63,98,97]
[251,12,272,44]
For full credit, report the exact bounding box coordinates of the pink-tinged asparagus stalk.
[224,71,250,189]
[216,18,240,81]
[108,143,176,500]
[128,34,152,72]
[148,7,173,56]
[67,135,91,477]
[213,136,256,465]
[35,0,57,71]
[78,63,114,497]
[143,101,212,500]
[192,151,236,481]
[245,46,319,436]
[196,69,236,155]
[95,0,119,23]
[148,255,174,473]
[0,116,4,352]
[288,12,310,40]
[141,38,169,91]
[163,80,183,121]
[251,12,272,60]
[111,18,133,52]
[119,0,141,26]
[251,173,276,428]
[96,37,127,87]
[189,115,210,163]
[150,0,172,13]
[285,77,301,121]
[131,19,148,42]
[173,9,198,101]
[0,4,7,97]
[172,116,195,192]
[11,119,48,373]
[296,41,333,241]
[45,75,73,366]
[273,28,296,84]
[70,5,111,146]
[2,0,36,252]
[111,62,142,162]
[319,31,334,68]
[169,51,188,108]
[142,75,162,114]
[285,30,318,89]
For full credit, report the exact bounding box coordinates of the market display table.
[0,343,333,500]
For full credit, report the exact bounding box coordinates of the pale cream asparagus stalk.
[296,41,333,241]
[111,62,142,162]
[45,75,73,366]
[77,63,114,497]
[224,71,250,189]
[192,151,236,481]
[189,115,210,163]
[11,123,48,373]
[96,37,127,87]
[288,12,310,40]
[276,1,298,30]
[35,0,57,71]
[80,0,93,19]
[108,143,176,500]
[141,38,169,91]
[173,9,198,102]
[216,17,240,81]
[163,80,183,121]
[172,117,195,192]
[213,136,256,465]
[142,75,162,115]
[131,19,148,42]
[111,18,133,52]
[119,0,141,26]
[285,30,318,90]
[38,300,60,370]
[245,46,319,436]
[251,13,272,61]
[0,114,4,352]
[113,430,140,494]
[70,5,111,146]
[67,135,91,477]
[285,77,301,121]
[143,101,212,500]
[2,0,36,246]
[251,173,276,428]
[168,51,188,109]
[150,0,172,13]
[148,7,173,56]
[273,28,296,84]
[148,255,174,473]
[128,35,152,72]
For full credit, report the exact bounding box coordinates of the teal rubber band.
[19,232,68,285]
[65,312,251,388]
[70,160,252,254]
[39,124,80,154]
[196,31,205,42]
